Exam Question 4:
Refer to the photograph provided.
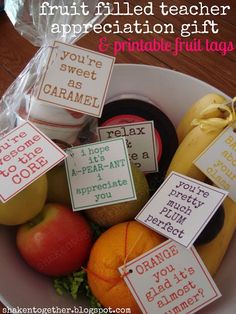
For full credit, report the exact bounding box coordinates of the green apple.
[0,175,48,225]
[46,164,71,206]
[85,164,150,227]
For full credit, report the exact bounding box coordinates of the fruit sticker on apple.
[65,138,137,211]
[0,121,67,203]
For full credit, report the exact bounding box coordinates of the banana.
[196,197,236,276]
[166,125,223,181]
[167,126,236,276]
[177,93,226,142]
[167,101,236,277]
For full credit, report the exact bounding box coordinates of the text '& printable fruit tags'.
[135,172,228,248]
[65,138,137,211]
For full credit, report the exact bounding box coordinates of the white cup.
[29,97,88,146]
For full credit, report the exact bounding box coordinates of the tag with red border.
[0,121,67,203]
[119,239,221,314]
[37,41,115,118]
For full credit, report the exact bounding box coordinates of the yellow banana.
[196,197,236,276]
[167,126,236,277]
[167,101,235,180]
[177,93,226,142]
[166,125,222,181]
[167,100,236,277]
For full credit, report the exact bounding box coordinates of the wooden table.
[0,0,235,98]
[0,0,235,312]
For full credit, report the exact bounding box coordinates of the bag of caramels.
[1,0,112,147]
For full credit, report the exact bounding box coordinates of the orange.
[87,221,165,313]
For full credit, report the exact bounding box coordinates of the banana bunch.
[166,93,236,276]
[177,93,227,142]
[166,126,222,181]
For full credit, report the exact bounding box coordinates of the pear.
[47,164,71,206]
[85,164,150,227]
[0,175,47,225]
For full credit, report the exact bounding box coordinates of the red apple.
[16,203,93,276]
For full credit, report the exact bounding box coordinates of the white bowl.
[0,64,235,313]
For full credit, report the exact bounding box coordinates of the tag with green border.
[65,138,137,211]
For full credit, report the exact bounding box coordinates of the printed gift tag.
[119,240,221,314]
[98,121,158,173]
[194,122,236,202]
[37,41,115,117]
[65,138,136,211]
[0,121,67,203]
[136,172,228,248]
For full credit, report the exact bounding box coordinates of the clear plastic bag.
[1,0,112,146]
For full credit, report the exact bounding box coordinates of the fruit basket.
[0,64,235,313]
